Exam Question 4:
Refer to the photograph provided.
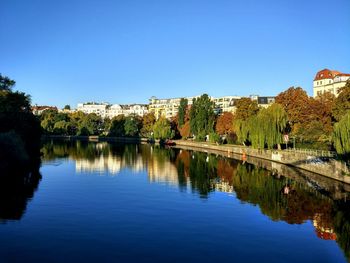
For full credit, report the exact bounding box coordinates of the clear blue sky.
[1,0,350,108]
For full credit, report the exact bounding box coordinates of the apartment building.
[313,69,350,97]
[77,102,148,119]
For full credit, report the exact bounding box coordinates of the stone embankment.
[173,140,350,184]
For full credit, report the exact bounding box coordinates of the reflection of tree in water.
[40,141,350,259]
[174,149,350,259]
[0,162,41,222]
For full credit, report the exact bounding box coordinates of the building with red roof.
[313,69,350,97]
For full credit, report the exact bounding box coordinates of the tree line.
[0,74,41,173]
[176,81,350,154]
[40,81,350,154]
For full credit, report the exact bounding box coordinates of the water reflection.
[39,140,350,259]
[0,162,41,222]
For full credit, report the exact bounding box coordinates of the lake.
[0,140,349,262]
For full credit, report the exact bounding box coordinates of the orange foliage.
[215,112,234,135]
[179,121,191,138]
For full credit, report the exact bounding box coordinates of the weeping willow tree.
[233,103,288,149]
[233,118,250,145]
[333,111,350,154]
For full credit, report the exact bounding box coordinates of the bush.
[209,132,221,144]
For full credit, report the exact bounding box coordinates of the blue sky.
[1,0,350,108]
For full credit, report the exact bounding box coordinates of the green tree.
[64,105,71,110]
[332,80,350,121]
[79,113,103,135]
[140,113,156,138]
[252,103,288,149]
[0,74,41,165]
[178,98,188,128]
[153,117,174,140]
[0,73,16,91]
[189,94,215,140]
[109,115,126,137]
[333,111,350,154]
[124,115,140,137]
[233,103,288,149]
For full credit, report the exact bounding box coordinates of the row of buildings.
[75,94,276,120]
[32,68,349,119]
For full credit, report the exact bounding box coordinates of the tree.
[64,105,71,110]
[0,74,41,163]
[179,121,191,138]
[140,113,156,138]
[333,111,350,154]
[153,117,174,140]
[312,92,335,134]
[189,94,215,140]
[79,113,103,135]
[109,115,125,137]
[233,103,288,149]
[332,80,350,121]
[259,103,288,149]
[178,98,188,128]
[0,74,16,91]
[275,87,310,134]
[124,115,140,137]
[234,98,259,121]
[215,112,234,135]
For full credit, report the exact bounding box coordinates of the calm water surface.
[1,141,350,263]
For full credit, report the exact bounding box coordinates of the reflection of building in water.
[148,159,179,185]
[212,180,234,193]
[76,155,122,174]
[75,154,146,175]
[313,213,337,240]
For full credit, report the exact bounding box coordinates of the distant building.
[148,96,198,119]
[250,95,276,108]
[212,96,241,114]
[77,102,109,118]
[77,102,148,119]
[313,69,350,97]
[31,105,58,115]
[149,94,276,119]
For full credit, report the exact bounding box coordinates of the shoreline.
[42,135,350,184]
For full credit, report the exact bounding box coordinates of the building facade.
[77,102,148,119]
[149,95,275,119]
[31,105,58,115]
[313,69,350,97]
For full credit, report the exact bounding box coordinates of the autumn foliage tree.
[215,112,234,135]
[140,112,156,138]
[234,98,259,121]
[275,87,310,133]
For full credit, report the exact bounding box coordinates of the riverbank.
[42,135,350,184]
[174,140,350,184]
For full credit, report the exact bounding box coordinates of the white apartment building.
[212,96,241,114]
[77,102,109,118]
[77,102,148,119]
[313,69,350,97]
[148,95,276,119]
[148,96,198,119]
